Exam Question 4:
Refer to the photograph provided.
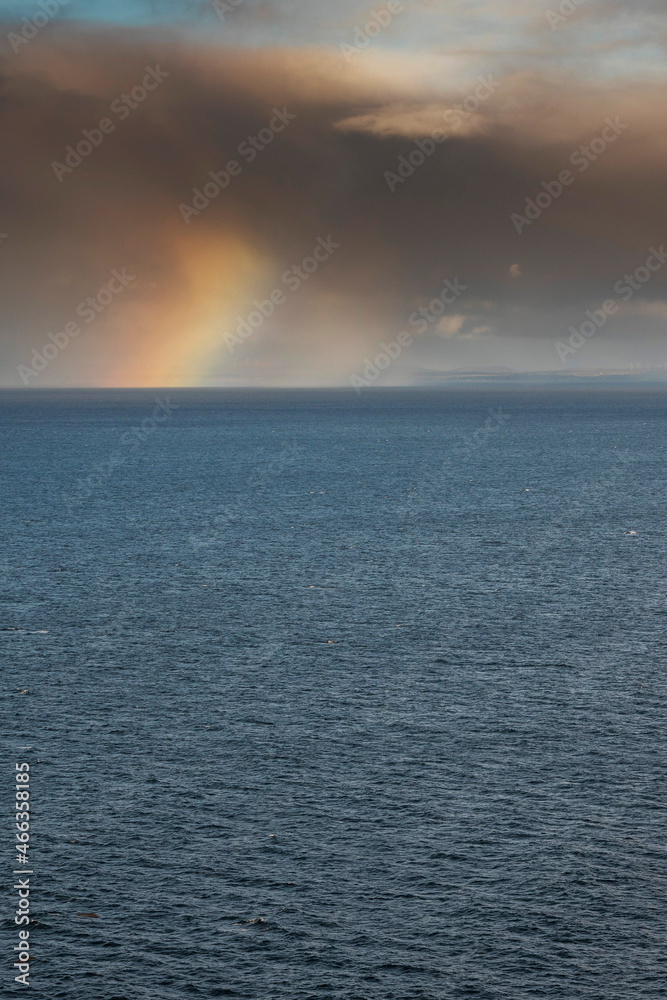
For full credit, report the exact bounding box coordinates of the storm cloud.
[1,1,666,384]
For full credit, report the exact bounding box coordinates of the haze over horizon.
[2,0,667,386]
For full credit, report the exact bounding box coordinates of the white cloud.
[435,314,465,337]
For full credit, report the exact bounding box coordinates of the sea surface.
[2,386,667,999]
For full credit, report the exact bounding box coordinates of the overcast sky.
[1,0,666,385]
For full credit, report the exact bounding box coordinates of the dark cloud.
[1,19,666,384]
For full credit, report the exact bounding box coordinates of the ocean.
[2,386,666,998]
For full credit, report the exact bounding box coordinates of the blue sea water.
[2,386,667,999]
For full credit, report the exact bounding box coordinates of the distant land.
[412,367,667,384]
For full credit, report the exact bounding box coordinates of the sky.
[1,0,666,386]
